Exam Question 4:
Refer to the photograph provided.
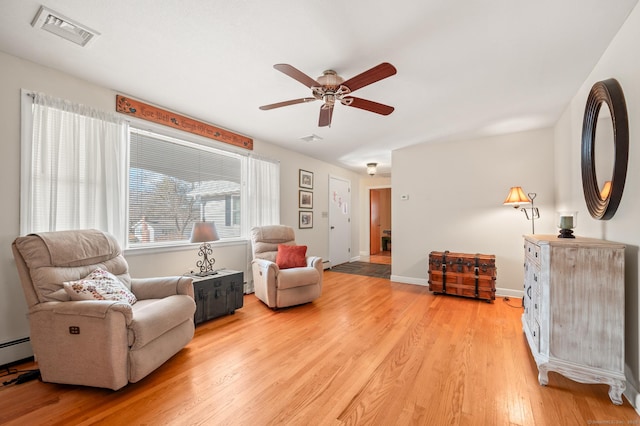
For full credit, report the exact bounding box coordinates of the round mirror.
[581,79,628,220]
[594,102,614,197]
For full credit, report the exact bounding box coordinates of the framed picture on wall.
[299,190,313,209]
[299,211,313,229]
[299,169,313,189]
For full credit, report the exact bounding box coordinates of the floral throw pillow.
[276,244,308,269]
[63,268,137,304]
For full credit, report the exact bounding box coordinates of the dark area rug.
[330,262,391,279]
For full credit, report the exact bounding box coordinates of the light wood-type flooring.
[1,268,638,425]
[368,251,392,265]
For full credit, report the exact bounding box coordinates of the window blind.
[129,128,242,245]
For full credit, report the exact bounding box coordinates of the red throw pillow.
[276,244,308,269]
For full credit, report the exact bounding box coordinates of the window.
[22,92,280,250]
[129,128,243,246]
[225,194,241,227]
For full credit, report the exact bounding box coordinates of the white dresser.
[522,234,625,404]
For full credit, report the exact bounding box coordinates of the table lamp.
[190,221,220,276]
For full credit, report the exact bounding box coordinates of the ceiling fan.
[259,62,397,127]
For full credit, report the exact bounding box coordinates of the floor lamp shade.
[503,186,530,207]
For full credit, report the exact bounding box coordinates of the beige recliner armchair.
[250,225,323,308]
[11,229,196,390]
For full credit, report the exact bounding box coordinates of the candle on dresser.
[560,215,573,229]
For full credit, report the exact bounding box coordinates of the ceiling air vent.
[31,6,99,46]
[300,134,323,143]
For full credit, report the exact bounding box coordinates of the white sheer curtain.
[245,154,280,293]
[247,154,280,227]
[21,92,128,246]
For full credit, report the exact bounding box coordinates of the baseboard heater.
[322,260,331,270]
[0,337,33,368]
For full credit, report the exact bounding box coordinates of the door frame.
[366,184,391,255]
[370,188,381,255]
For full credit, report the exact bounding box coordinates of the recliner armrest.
[252,258,279,271]
[31,300,134,324]
[131,276,194,300]
[306,256,322,269]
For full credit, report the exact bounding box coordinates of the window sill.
[124,238,248,257]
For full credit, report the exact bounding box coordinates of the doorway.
[369,187,391,257]
[329,176,351,267]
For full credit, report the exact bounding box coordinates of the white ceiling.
[1,1,637,176]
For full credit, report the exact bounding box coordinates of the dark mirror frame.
[581,78,629,220]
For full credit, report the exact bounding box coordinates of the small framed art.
[299,190,313,209]
[299,169,313,189]
[299,211,313,229]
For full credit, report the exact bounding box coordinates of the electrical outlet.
[69,326,80,334]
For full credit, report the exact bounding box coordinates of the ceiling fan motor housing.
[313,71,351,107]
[317,70,343,88]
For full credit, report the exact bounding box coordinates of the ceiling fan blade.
[343,97,395,115]
[273,64,319,88]
[318,105,333,127]
[342,62,397,92]
[259,98,317,110]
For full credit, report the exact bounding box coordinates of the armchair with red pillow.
[250,225,323,308]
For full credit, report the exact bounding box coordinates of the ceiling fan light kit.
[260,63,397,128]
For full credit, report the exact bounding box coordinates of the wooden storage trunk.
[428,251,496,302]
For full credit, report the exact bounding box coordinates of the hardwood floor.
[1,271,638,425]
[367,251,391,265]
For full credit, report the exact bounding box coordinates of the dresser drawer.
[533,273,541,321]
[524,240,541,264]
[532,319,541,352]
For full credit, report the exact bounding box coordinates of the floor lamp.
[503,186,539,234]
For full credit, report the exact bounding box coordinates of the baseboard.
[495,287,524,298]
[0,337,33,367]
[625,364,640,414]
[388,275,524,298]
[390,275,428,286]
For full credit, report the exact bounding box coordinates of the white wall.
[553,4,640,406]
[392,128,556,294]
[0,50,361,364]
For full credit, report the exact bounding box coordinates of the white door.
[329,176,351,267]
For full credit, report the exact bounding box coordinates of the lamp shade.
[367,163,377,176]
[503,186,531,206]
[190,221,220,243]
